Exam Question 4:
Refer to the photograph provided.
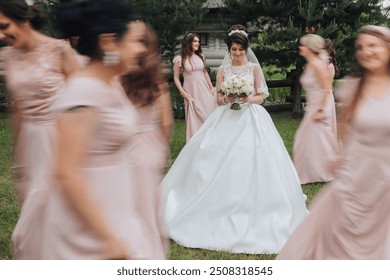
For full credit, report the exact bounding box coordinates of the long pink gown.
[173,55,217,141]
[40,78,139,259]
[127,98,169,259]
[0,40,73,259]
[277,78,390,259]
[293,63,338,184]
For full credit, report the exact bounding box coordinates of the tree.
[222,0,388,117]
[126,0,209,61]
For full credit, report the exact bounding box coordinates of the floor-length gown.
[277,78,390,259]
[293,64,338,184]
[127,99,168,259]
[41,78,140,259]
[0,40,73,259]
[173,55,217,141]
[163,62,308,254]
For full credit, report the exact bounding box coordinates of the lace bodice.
[0,40,70,122]
[223,63,255,87]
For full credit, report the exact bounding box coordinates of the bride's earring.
[103,51,120,66]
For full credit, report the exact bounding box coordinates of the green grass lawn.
[0,111,323,260]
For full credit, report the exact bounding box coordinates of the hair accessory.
[25,0,34,6]
[103,51,120,66]
[228,29,248,37]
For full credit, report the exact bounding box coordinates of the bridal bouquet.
[219,75,255,110]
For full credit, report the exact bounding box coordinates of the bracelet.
[221,96,227,105]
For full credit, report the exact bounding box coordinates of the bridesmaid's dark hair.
[179,32,205,72]
[0,0,47,30]
[227,24,249,51]
[324,39,339,77]
[56,0,133,59]
[122,21,166,107]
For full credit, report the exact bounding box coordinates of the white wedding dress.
[162,62,308,254]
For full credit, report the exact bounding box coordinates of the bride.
[162,26,308,254]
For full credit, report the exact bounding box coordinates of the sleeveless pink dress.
[0,40,72,259]
[173,55,217,141]
[278,78,390,259]
[293,64,338,184]
[127,98,169,259]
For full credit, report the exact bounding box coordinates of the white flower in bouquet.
[241,83,255,96]
[219,75,254,110]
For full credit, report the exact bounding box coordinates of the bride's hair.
[227,24,249,51]
[227,35,249,51]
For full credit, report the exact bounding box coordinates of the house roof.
[204,0,226,8]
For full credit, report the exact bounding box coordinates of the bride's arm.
[216,67,235,105]
[249,64,265,104]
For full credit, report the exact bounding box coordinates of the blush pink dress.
[293,63,338,184]
[173,55,217,141]
[40,77,139,259]
[127,98,169,259]
[277,78,390,259]
[0,40,73,259]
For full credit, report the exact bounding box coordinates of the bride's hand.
[238,95,249,104]
[225,94,236,103]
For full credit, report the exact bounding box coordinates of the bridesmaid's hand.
[313,110,325,122]
[105,236,128,260]
[181,91,190,101]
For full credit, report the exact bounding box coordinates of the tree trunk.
[290,61,304,118]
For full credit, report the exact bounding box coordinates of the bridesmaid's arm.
[203,68,214,92]
[61,45,81,78]
[313,61,332,117]
[158,83,174,143]
[173,60,189,100]
[6,91,23,146]
[56,107,127,259]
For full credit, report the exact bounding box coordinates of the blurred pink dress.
[293,63,338,184]
[0,40,72,259]
[127,98,169,259]
[40,77,139,259]
[173,55,217,141]
[278,78,390,259]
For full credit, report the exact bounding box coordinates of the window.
[199,33,209,46]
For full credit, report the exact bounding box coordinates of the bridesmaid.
[173,33,217,141]
[277,25,390,259]
[0,0,79,259]
[121,21,173,259]
[324,39,340,81]
[40,0,146,259]
[293,34,338,184]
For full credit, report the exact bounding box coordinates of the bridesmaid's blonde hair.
[300,34,325,54]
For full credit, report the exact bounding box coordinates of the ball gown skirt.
[163,103,308,254]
